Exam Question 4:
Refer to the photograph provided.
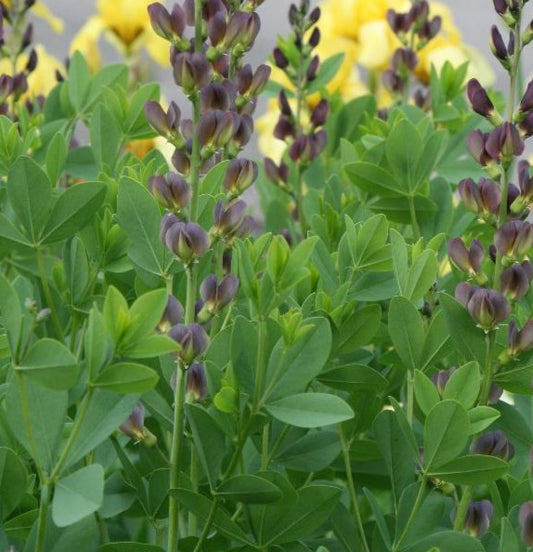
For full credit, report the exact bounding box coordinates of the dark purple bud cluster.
[160,213,210,265]
[468,123,524,169]
[265,1,328,190]
[0,1,40,117]
[149,172,191,212]
[505,319,533,358]
[455,283,510,330]
[168,323,209,366]
[466,79,502,125]
[450,500,493,538]
[458,177,501,220]
[386,1,441,48]
[470,430,515,460]
[447,238,486,283]
[198,273,239,321]
[119,404,157,447]
[212,199,253,243]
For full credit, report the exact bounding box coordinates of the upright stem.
[253,318,266,408]
[406,369,414,427]
[340,429,370,552]
[261,423,270,471]
[453,485,473,532]
[35,484,50,552]
[193,498,219,552]
[479,331,495,406]
[188,447,199,535]
[36,246,64,341]
[408,196,421,241]
[393,475,428,552]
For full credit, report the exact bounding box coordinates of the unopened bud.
[168,323,209,365]
[158,295,184,333]
[199,273,239,320]
[223,158,258,197]
[471,430,515,460]
[520,502,533,546]
[186,362,208,402]
[162,219,210,264]
[119,404,157,447]
[149,173,191,211]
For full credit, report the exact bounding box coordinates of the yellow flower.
[70,0,169,71]
[0,44,63,99]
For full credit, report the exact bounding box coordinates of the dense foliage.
[2,0,533,551]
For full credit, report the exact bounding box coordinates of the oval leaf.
[266,393,354,428]
[93,362,159,393]
[428,454,508,485]
[216,475,282,504]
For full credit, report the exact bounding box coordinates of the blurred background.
[32,0,507,93]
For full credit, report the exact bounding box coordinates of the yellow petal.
[33,1,64,33]
[144,29,172,67]
[70,17,104,73]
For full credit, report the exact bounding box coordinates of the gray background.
[33,0,510,93]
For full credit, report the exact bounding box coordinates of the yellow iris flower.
[70,0,169,71]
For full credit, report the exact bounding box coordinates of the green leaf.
[405,250,438,303]
[442,362,480,409]
[414,370,440,416]
[385,118,422,194]
[468,406,500,434]
[52,464,104,527]
[428,454,508,485]
[85,307,109,379]
[45,131,68,184]
[93,362,159,393]
[420,311,453,371]
[67,52,91,112]
[307,53,345,93]
[216,475,282,504]
[388,296,425,371]
[276,431,342,472]
[0,271,22,355]
[424,400,469,470]
[185,404,226,488]
[266,393,353,428]
[439,292,486,364]
[265,484,341,545]
[123,288,168,344]
[169,489,253,545]
[403,531,485,552]
[90,104,123,172]
[319,363,387,392]
[369,195,437,224]
[99,544,164,552]
[16,338,78,390]
[363,488,391,549]
[231,316,257,396]
[390,229,409,296]
[0,447,28,518]
[6,379,67,471]
[332,304,382,355]
[7,156,52,242]
[374,410,417,506]
[65,391,139,468]
[40,181,107,244]
[116,178,173,279]
[345,161,403,198]
[266,317,332,401]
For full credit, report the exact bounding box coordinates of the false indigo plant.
[5,0,533,551]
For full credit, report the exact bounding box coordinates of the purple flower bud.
[200,83,231,112]
[392,48,418,72]
[387,9,411,34]
[501,262,533,300]
[186,362,208,402]
[520,78,533,113]
[120,404,157,447]
[467,130,496,166]
[520,502,533,546]
[519,112,533,138]
[248,64,271,97]
[306,55,320,82]
[158,295,184,333]
[163,220,210,264]
[479,178,502,215]
[173,52,212,95]
[471,430,515,460]
[431,368,455,396]
[508,319,533,355]
[274,115,296,141]
[495,220,533,258]
[198,109,238,150]
[148,3,186,42]
[223,158,258,197]
[208,12,227,47]
[487,383,503,405]
[447,238,484,275]
[485,122,524,163]
[25,48,37,72]
[225,12,260,51]
[418,16,441,40]
[199,273,239,320]
[278,90,292,117]
[467,79,496,119]
[490,25,511,67]
[310,99,329,128]
[273,47,289,69]
[308,27,320,48]
[264,158,289,187]
[456,284,510,330]
[212,199,247,239]
[149,172,191,211]
[21,23,32,51]
[462,500,493,537]
[169,323,209,365]
[231,113,254,149]
[383,70,404,94]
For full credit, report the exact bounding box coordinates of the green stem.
[95,511,110,544]
[35,484,50,552]
[36,246,64,341]
[393,475,428,552]
[406,369,414,427]
[193,498,219,552]
[253,318,266,408]
[167,365,186,552]
[261,423,270,471]
[453,485,473,532]
[408,196,421,241]
[479,331,495,406]
[188,446,199,536]
[340,429,370,552]
[266,425,290,466]
[50,387,94,482]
